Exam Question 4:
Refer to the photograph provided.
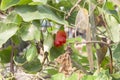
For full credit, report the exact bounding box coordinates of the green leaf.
[51,73,65,80]
[17,0,32,5]
[32,20,41,29]
[0,22,18,48]
[0,46,12,63]
[81,75,96,80]
[29,0,47,5]
[19,22,40,41]
[15,5,68,25]
[22,58,41,74]
[105,13,120,42]
[66,73,78,80]
[26,44,38,62]
[47,69,58,75]
[49,46,64,61]
[5,12,22,25]
[113,42,120,62]
[104,1,114,10]
[112,72,120,80]
[32,0,47,4]
[94,69,112,80]
[11,35,21,45]
[43,34,53,52]
[14,55,26,66]
[67,37,82,43]
[0,0,19,10]
[0,0,32,10]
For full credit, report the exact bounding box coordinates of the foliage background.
[0,0,120,80]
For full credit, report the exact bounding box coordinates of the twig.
[65,0,82,19]
[41,52,48,65]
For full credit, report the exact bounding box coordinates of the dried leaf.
[96,45,108,64]
[95,15,106,27]
[55,51,73,75]
[75,8,89,33]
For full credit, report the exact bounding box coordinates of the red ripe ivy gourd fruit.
[54,30,67,47]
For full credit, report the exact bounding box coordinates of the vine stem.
[10,39,14,74]
[75,41,109,46]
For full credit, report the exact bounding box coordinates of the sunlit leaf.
[0,0,32,10]
[18,0,32,5]
[29,0,47,5]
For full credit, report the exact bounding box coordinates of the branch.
[65,0,82,19]
[108,47,113,74]
[73,41,109,46]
